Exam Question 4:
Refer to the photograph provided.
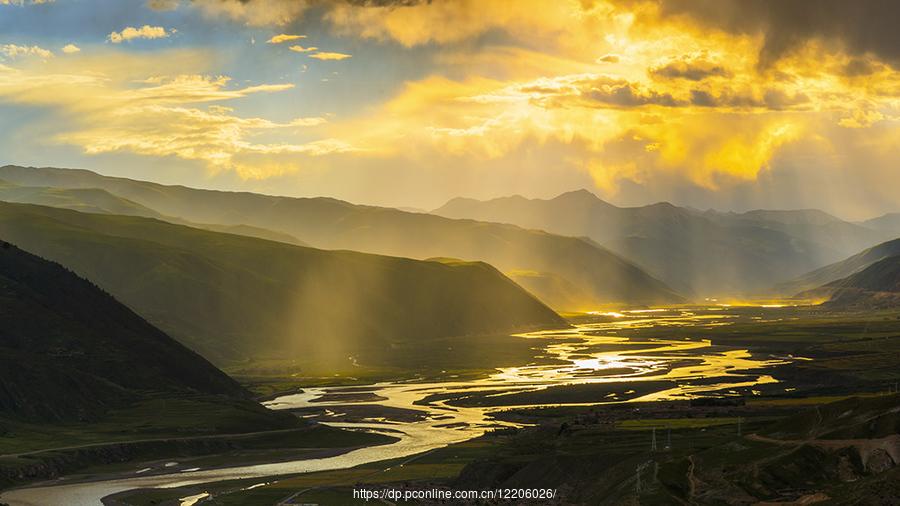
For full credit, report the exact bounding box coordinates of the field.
[111,307,900,505]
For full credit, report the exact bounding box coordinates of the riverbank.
[0,424,394,494]
[6,306,896,505]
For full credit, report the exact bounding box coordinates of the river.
[1,307,792,506]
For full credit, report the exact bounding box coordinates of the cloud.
[648,0,900,68]
[191,0,310,27]
[123,74,296,103]
[146,0,179,10]
[288,45,317,53]
[0,50,353,179]
[267,33,305,44]
[0,44,53,59]
[474,74,688,109]
[61,44,81,54]
[108,25,171,44]
[325,0,588,47]
[596,54,620,63]
[650,56,730,80]
[574,76,684,107]
[309,51,352,61]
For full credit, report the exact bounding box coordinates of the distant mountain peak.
[555,188,598,199]
[551,188,615,208]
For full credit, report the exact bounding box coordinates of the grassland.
[116,306,900,505]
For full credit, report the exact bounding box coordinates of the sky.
[0,0,897,219]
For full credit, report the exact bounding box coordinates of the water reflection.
[1,308,790,506]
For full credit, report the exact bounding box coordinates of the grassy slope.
[0,179,307,246]
[0,202,564,369]
[0,180,162,218]
[0,165,683,309]
[0,241,249,420]
[0,241,301,462]
[779,238,900,295]
[803,255,900,308]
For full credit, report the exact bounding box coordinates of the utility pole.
[651,428,658,451]
[737,416,742,436]
[666,428,671,450]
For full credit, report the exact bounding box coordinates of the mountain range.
[434,190,892,296]
[0,178,307,246]
[860,212,900,237]
[799,254,900,308]
[776,238,900,295]
[0,201,564,369]
[0,165,683,309]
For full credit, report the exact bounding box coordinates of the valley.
[4,305,899,505]
[0,167,897,505]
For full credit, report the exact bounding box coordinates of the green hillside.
[0,179,161,218]
[0,166,683,309]
[802,255,900,308]
[0,240,287,425]
[0,202,565,369]
[0,178,306,247]
[434,189,886,296]
[778,238,900,295]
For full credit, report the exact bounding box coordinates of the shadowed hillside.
[0,202,565,368]
[0,166,683,309]
[434,190,886,296]
[0,241,258,422]
[801,255,900,308]
[778,238,900,295]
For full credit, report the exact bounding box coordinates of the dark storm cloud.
[531,76,687,108]
[650,58,730,80]
[525,76,810,111]
[652,0,900,68]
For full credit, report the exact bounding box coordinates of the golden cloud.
[308,51,351,61]
[325,0,591,48]
[267,34,305,44]
[0,50,354,179]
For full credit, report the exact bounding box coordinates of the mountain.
[0,179,162,218]
[800,255,900,308]
[861,212,900,236]
[193,222,306,246]
[0,202,566,368]
[0,240,253,422]
[0,166,683,309]
[434,190,886,296]
[777,238,900,295]
[0,178,306,247]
